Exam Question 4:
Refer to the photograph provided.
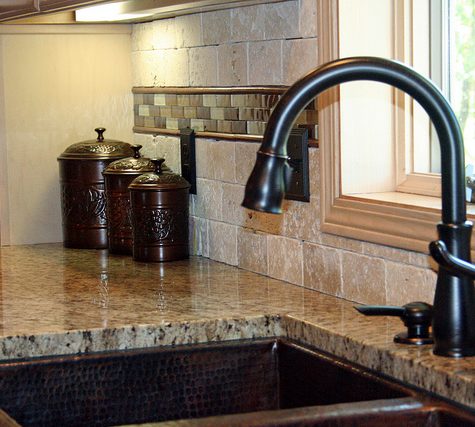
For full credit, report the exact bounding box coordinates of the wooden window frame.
[317,0,474,254]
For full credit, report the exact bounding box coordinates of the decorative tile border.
[133,87,318,146]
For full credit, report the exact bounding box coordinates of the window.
[317,0,475,253]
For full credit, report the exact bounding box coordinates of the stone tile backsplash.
[134,90,318,138]
[131,0,438,306]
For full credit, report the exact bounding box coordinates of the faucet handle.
[430,240,475,278]
[355,301,433,345]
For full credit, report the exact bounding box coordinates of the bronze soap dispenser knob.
[355,301,433,345]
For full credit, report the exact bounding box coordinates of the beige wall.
[130,0,438,307]
[0,25,134,245]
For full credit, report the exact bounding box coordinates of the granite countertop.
[1,243,474,410]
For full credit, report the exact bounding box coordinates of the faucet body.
[242,57,475,357]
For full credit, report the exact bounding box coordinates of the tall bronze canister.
[129,158,190,262]
[103,144,156,255]
[57,127,133,249]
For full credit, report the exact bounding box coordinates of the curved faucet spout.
[242,56,475,357]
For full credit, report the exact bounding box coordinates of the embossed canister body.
[129,159,190,262]
[58,128,132,249]
[103,145,161,255]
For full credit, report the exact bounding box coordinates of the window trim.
[317,0,475,254]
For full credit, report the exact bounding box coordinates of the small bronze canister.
[129,158,190,262]
[103,144,156,255]
[57,128,133,249]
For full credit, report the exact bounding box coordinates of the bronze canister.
[57,128,133,249]
[129,158,190,262]
[103,144,158,255]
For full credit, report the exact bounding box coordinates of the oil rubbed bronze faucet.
[242,57,475,358]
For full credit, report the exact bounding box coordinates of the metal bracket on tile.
[284,127,310,202]
[180,128,196,195]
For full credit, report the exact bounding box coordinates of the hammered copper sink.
[0,339,474,427]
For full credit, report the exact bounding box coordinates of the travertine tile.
[299,0,318,38]
[248,40,283,85]
[282,38,319,85]
[408,251,434,269]
[143,116,155,127]
[138,105,150,116]
[208,220,238,265]
[184,106,197,119]
[221,183,284,235]
[264,1,299,40]
[196,139,211,179]
[231,4,266,42]
[203,95,217,107]
[303,242,342,296]
[166,118,179,129]
[153,135,181,173]
[163,49,190,86]
[131,22,156,51]
[189,216,209,257]
[152,18,177,49]
[282,198,320,243]
[308,147,320,196]
[171,106,184,118]
[190,119,205,131]
[320,233,363,253]
[341,251,386,304]
[362,242,413,264]
[267,235,303,285]
[231,121,247,133]
[247,121,267,135]
[132,133,153,152]
[238,227,268,275]
[202,9,232,45]
[208,141,236,183]
[210,108,225,120]
[175,13,203,47]
[235,141,260,185]
[218,43,248,86]
[131,50,161,86]
[385,261,437,306]
[177,95,190,106]
[189,46,218,86]
[194,178,223,221]
[216,95,232,107]
[217,121,232,133]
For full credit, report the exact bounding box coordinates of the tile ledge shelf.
[133,125,319,146]
[132,86,289,94]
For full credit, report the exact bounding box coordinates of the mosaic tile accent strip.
[133,87,318,142]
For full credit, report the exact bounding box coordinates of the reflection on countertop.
[0,243,474,409]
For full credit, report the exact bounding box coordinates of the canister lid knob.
[95,127,106,141]
[151,158,166,174]
[132,144,143,158]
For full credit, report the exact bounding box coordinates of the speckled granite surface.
[1,243,475,410]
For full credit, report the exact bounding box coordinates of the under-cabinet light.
[75,2,153,22]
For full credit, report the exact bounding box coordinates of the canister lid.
[103,144,169,175]
[58,127,133,160]
[129,158,190,191]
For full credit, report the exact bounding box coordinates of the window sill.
[321,192,475,254]
[348,191,475,216]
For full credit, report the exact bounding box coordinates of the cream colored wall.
[0,25,134,245]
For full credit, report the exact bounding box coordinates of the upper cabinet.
[39,0,109,12]
[0,0,108,22]
[0,0,39,21]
